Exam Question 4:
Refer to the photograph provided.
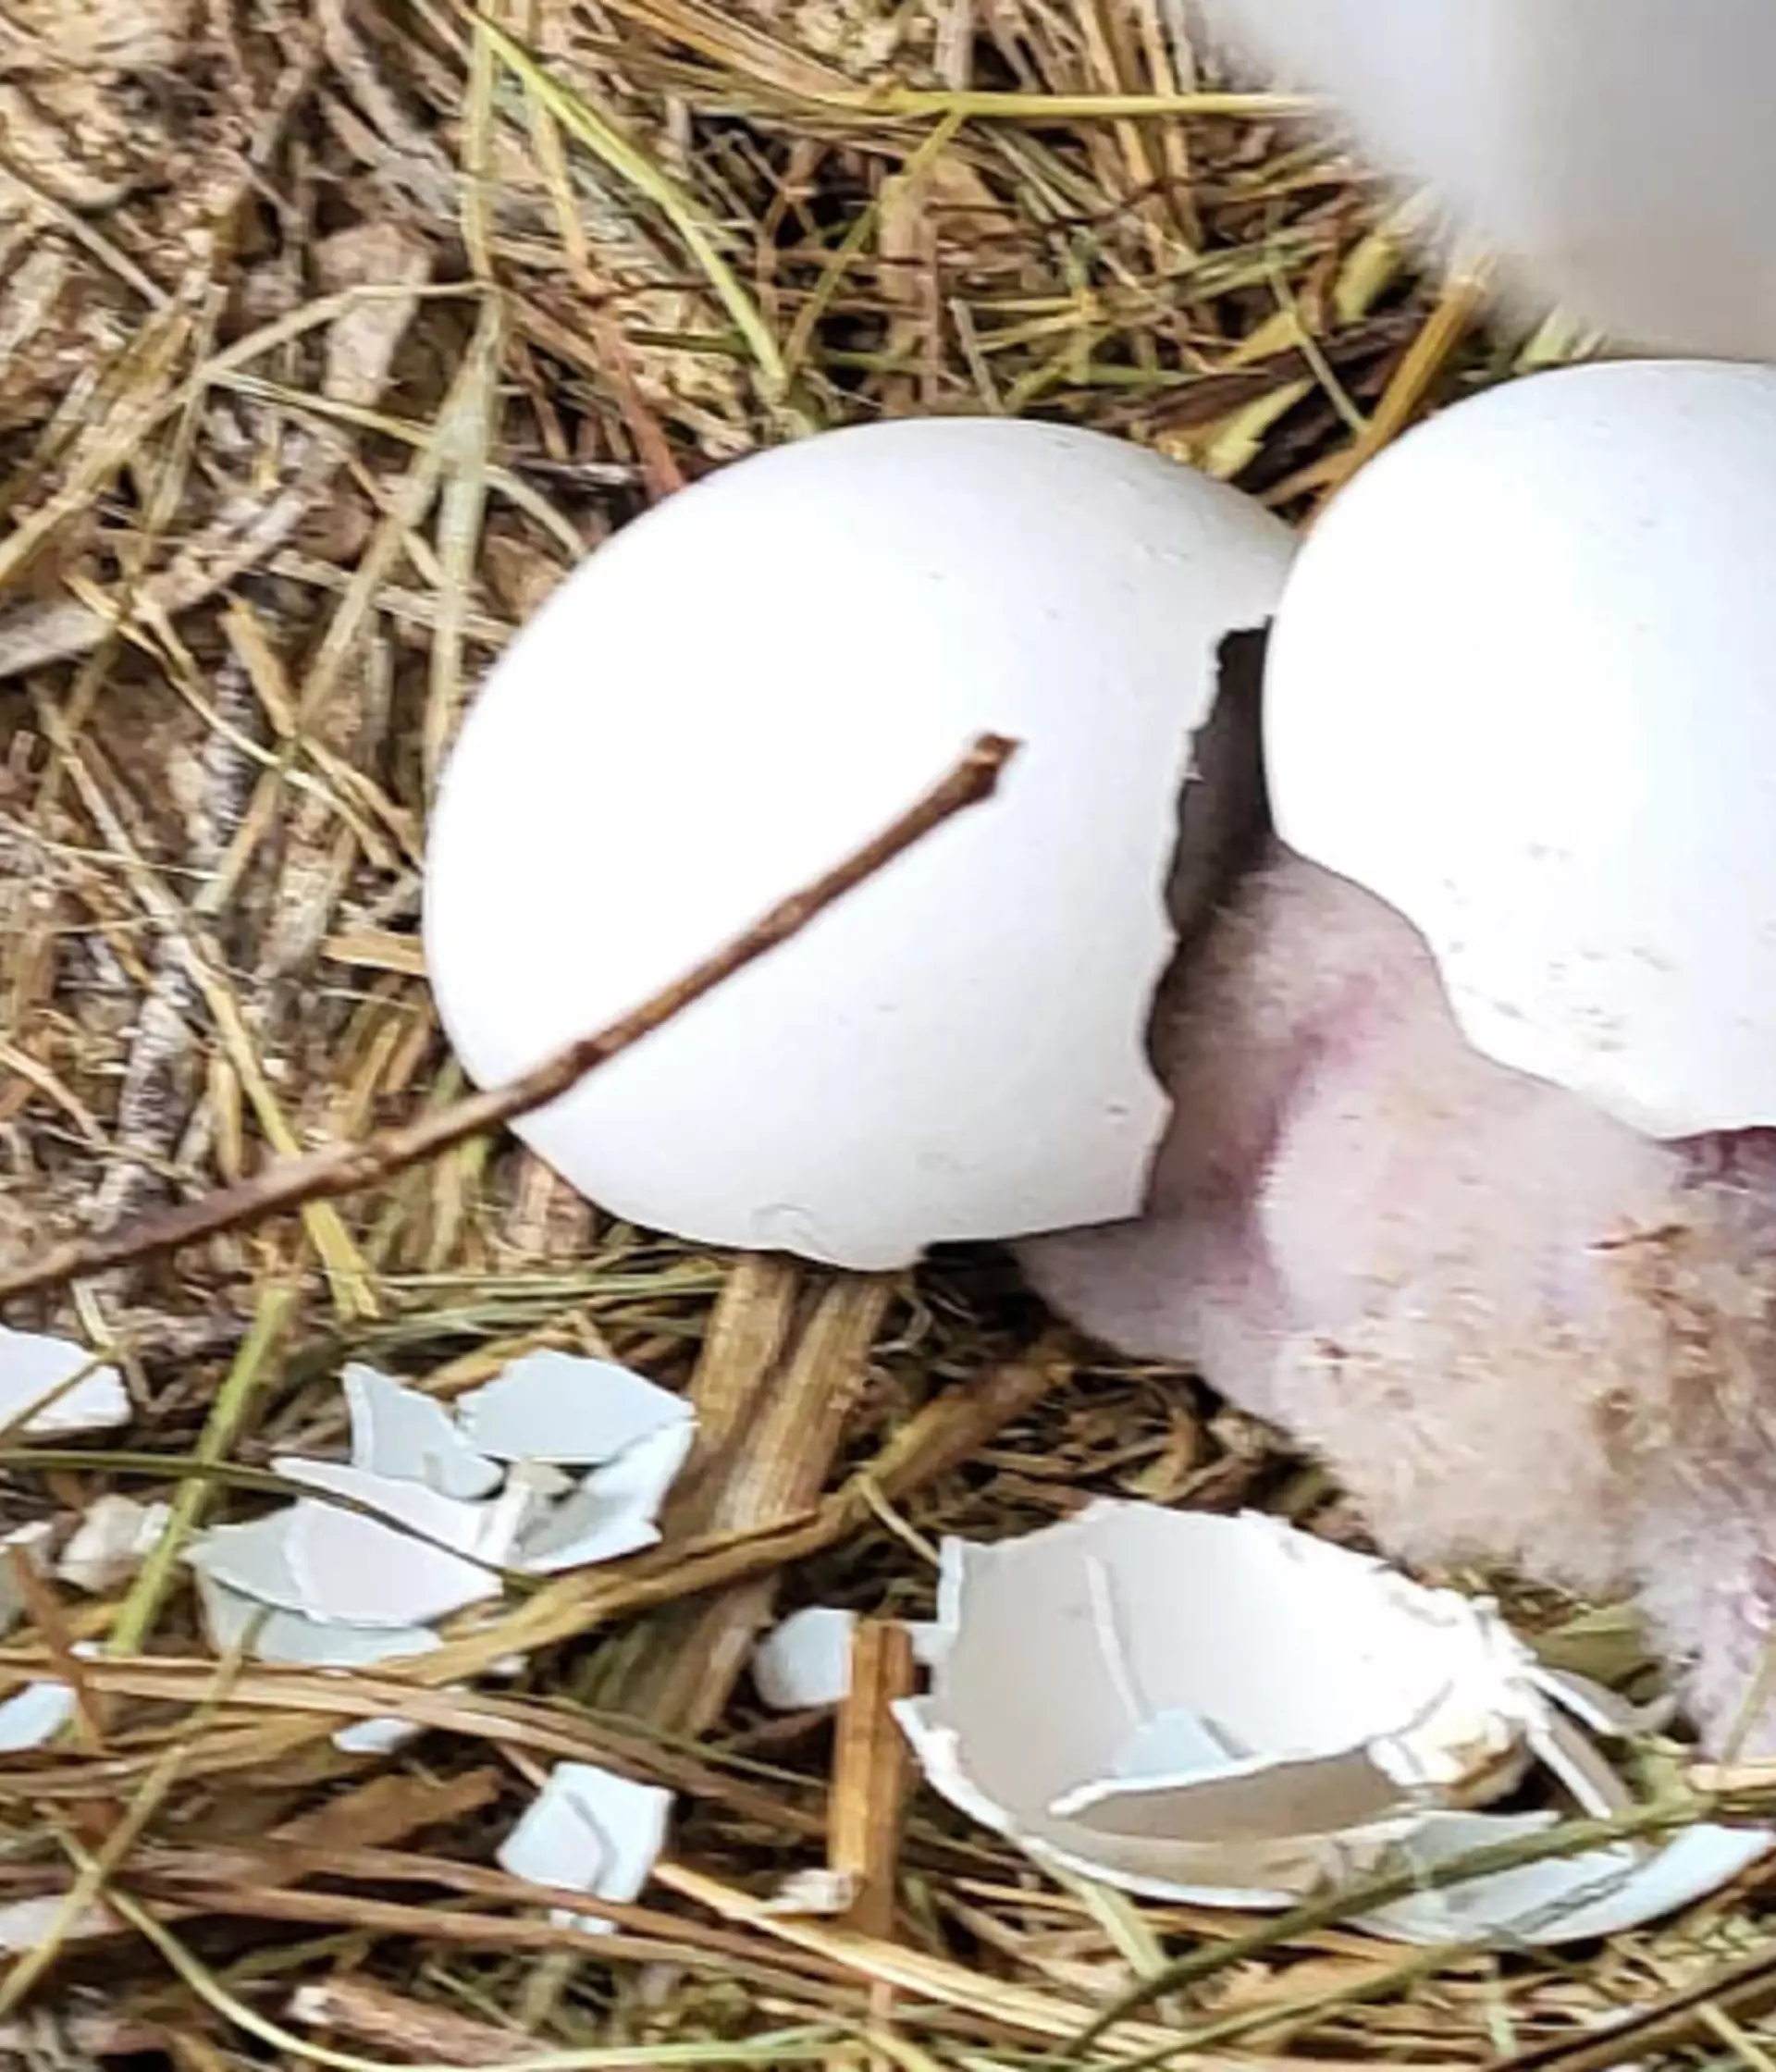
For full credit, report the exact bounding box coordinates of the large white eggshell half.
[425,417,1294,1267]
[1264,358,1776,1139]
[1190,0,1776,362]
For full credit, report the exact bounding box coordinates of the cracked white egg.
[425,417,1294,1269]
[1264,359,1776,1139]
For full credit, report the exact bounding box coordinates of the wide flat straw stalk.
[584,1258,894,1733]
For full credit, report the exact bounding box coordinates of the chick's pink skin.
[1017,844,1776,1751]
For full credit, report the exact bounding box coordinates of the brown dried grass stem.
[0,734,1017,1304]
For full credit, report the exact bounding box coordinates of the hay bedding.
[0,0,1768,2064]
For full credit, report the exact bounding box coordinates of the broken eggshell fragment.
[515,1418,697,1575]
[497,1761,674,1933]
[56,1495,168,1595]
[456,1350,693,1466]
[894,1504,1769,1943]
[185,1462,509,1631]
[274,1457,515,1629]
[193,1569,442,1671]
[751,1604,949,1711]
[1359,1808,1769,1945]
[183,1358,696,1654]
[0,1326,129,1436]
[425,417,1294,1268]
[343,1363,500,1498]
[1264,359,1776,1140]
[896,1503,1543,1904]
[194,1571,448,1758]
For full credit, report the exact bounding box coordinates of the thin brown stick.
[1486,1945,1776,2072]
[0,733,1018,1303]
[831,1619,917,2067]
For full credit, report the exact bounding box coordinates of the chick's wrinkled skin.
[1017,845,1776,1750]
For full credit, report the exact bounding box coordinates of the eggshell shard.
[497,1762,674,1933]
[343,1363,500,1498]
[1363,1816,1771,1946]
[194,1569,452,1758]
[0,1679,76,1753]
[456,1350,693,1466]
[185,1510,311,1613]
[0,1523,54,1642]
[895,1504,1771,1942]
[0,1326,129,1436]
[272,1458,511,1628]
[1264,359,1776,1138]
[333,1716,427,1758]
[56,1495,169,1594]
[186,1351,696,1671]
[193,1570,440,1670]
[424,417,1295,1268]
[513,1419,696,1574]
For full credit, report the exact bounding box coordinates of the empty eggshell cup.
[423,416,1295,1268]
[891,1505,1770,1944]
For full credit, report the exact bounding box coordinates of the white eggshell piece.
[272,1459,508,1628]
[194,1570,441,1670]
[199,1571,443,1756]
[198,1570,450,1758]
[1529,1663,1676,1741]
[753,1607,860,1711]
[517,1420,696,1575]
[1191,0,1776,362]
[425,417,1295,1268]
[758,1868,862,1918]
[0,1326,129,1436]
[0,1897,118,1952]
[333,1715,427,1757]
[184,1510,309,1614]
[515,1494,656,1577]
[751,1606,949,1710]
[497,1761,674,1933]
[1358,1811,1772,1946]
[56,1495,169,1595]
[273,1456,508,1553]
[457,1350,693,1466]
[1265,359,1776,1137]
[343,1364,500,1498]
[282,1511,500,1627]
[0,1679,75,1753]
[894,1502,1766,1940]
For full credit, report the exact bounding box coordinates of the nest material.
[0,0,1762,2065]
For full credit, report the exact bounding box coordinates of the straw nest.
[0,2,1770,2066]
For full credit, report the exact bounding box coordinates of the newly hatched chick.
[1018,845,1776,1753]
[1021,350,1776,1757]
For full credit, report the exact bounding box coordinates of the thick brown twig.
[831,1618,917,1942]
[0,734,1017,1304]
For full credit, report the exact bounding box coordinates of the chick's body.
[1018,845,1776,1750]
